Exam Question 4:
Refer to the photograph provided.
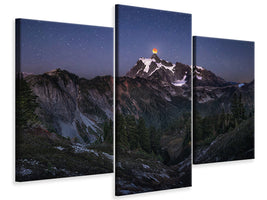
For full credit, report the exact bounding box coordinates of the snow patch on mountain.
[159,63,175,73]
[79,112,98,132]
[172,75,187,86]
[72,143,99,156]
[195,70,201,74]
[55,146,64,151]
[238,83,245,88]
[139,57,175,75]
[196,75,202,80]
[102,152,113,160]
[196,66,204,70]
[198,96,214,103]
[149,67,160,76]
[139,58,156,73]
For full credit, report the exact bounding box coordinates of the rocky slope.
[116,151,191,195]
[193,66,254,116]
[117,54,191,128]
[24,69,113,144]
[193,65,230,87]
[16,127,113,181]
[194,117,254,163]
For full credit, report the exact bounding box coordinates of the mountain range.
[16,69,114,181]
[116,53,254,193]
[193,65,254,116]
[23,68,113,144]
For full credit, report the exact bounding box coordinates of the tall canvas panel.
[16,19,113,181]
[193,36,254,164]
[115,5,192,195]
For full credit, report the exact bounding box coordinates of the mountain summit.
[193,66,230,87]
[126,54,191,87]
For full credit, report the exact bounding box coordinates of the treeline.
[116,114,161,155]
[194,93,253,145]
[103,119,113,144]
[16,76,39,130]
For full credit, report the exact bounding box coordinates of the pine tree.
[137,117,151,153]
[149,126,161,154]
[125,115,138,150]
[103,119,113,144]
[231,93,239,120]
[16,76,39,129]
[238,94,246,120]
[231,93,246,127]
[218,109,226,134]
[116,114,128,150]
[193,111,203,142]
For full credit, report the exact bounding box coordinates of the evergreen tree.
[16,77,39,129]
[103,119,113,144]
[125,115,138,150]
[231,93,239,120]
[218,109,226,135]
[238,94,246,120]
[194,111,203,142]
[231,93,246,126]
[202,116,214,138]
[137,117,151,153]
[149,126,161,154]
[116,114,128,150]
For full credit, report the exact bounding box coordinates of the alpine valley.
[116,53,192,195]
[193,65,254,164]
[16,69,113,181]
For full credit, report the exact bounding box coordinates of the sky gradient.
[18,19,113,79]
[194,36,254,83]
[116,5,191,76]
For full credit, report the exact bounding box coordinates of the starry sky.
[116,5,191,76]
[18,19,113,79]
[194,36,254,83]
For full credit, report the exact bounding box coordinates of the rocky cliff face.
[116,76,190,129]
[193,65,229,87]
[25,69,113,144]
[117,54,191,129]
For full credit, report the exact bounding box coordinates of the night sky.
[18,19,113,79]
[116,5,191,76]
[194,36,254,83]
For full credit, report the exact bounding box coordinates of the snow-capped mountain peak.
[134,54,177,77]
[126,54,192,87]
[138,57,156,73]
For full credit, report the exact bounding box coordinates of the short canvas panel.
[193,36,255,164]
[115,5,192,195]
[16,19,113,181]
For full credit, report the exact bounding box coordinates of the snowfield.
[172,75,187,86]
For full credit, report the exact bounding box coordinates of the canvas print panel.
[193,36,254,164]
[115,5,192,195]
[16,19,113,181]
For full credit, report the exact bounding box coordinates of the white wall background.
[1,0,266,199]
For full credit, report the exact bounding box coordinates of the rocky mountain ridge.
[126,54,192,87]
[24,68,113,144]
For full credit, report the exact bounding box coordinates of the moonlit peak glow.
[152,48,158,54]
